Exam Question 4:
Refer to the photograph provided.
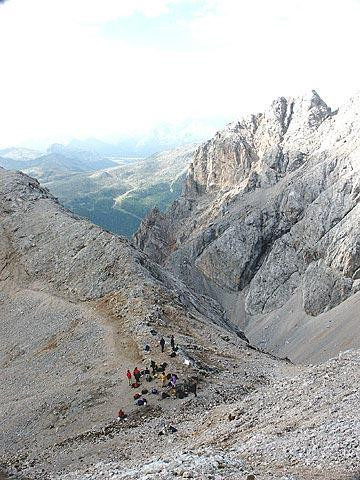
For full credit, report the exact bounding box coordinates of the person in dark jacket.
[160,337,165,353]
[150,359,157,375]
[190,380,197,397]
[170,335,175,351]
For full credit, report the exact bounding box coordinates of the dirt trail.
[93,298,143,369]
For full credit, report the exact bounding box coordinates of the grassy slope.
[44,145,196,237]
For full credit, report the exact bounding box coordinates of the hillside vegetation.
[0,144,197,237]
[43,145,196,236]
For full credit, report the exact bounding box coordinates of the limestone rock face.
[134,91,360,359]
[133,207,174,265]
[185,90,331,195]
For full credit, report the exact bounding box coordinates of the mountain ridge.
[134,90,360,363]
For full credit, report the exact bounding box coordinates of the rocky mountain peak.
[135,91,360,363]
[185,91,333,196]
[47,143,67,154]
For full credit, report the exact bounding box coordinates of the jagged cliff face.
[134,91,360,361]
[186,91,331,194]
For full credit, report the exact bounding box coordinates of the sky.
[0,0,359,149]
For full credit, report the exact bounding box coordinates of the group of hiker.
[143,336,177,356]
[117,334,197,420]
[161,334,176,353]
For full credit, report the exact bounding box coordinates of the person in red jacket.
[126,369,132,386]
[117,409,127,420]
[133,367,141,383]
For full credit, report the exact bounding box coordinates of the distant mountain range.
[66,119,224,157]
[44,144,197,236]
[0,144,117,180]
[0,147,42,161]
[0,142,197,236]
[67,134,195,157]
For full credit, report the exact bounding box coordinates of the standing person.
[133,367,141,384]
[160,337,165,353]
[160,371,167,387]
[171,374,177,387]
[191,380,197,398]
[150,359,157,376]
[170,335,175,352]
[126,369,132,386]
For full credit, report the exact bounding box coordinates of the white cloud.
[0,0,177,26]
[0,0,359,147]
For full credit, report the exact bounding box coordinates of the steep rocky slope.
[0,167,248,476]
[1,167,360,480]
[134,91,360,363]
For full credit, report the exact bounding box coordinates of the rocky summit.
[135,90,360,363]
[1,91,360,480]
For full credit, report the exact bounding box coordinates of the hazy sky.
[0,0,359,148]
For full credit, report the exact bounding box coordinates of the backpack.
[177,389,185,399]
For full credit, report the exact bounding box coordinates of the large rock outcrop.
[185,90,331,194]
[134,91,360,361]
